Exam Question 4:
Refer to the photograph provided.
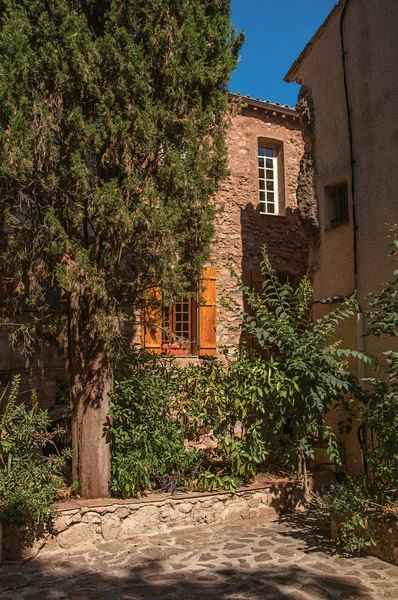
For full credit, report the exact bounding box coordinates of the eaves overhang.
[284,0,345,83]
[228,92,298,117]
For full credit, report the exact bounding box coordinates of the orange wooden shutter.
[199,268,216,356]
[141,286,162,354]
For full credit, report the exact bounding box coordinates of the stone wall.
[211,100,308,350]
[2,481,305,563]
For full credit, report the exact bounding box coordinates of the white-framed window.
[258,145,278,215]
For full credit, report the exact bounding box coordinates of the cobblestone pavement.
[1,512,398,599]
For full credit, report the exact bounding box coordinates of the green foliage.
[362,227,398,493]
[320,477,379,553]
[0,376,71,529]
[109,350,198,497]
[223,249,359,470]
[109,247,363,497]
[0,0,243,352]
[367,225,398,338]
[110,349,273,497]
[175,353,269,487]
[0,0,243,495]
[321,230,398,556]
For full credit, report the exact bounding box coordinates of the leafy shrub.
[222,250,360,484]
[110,248,362,497]
[175,353,269,490]
[363,227,398,494]
[320,476,382,553]
[0,376,71,529]
[110,349,275,496]
[320,230,398,555]
[109,350,199,497]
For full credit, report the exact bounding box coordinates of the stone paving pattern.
[1,512,398,599]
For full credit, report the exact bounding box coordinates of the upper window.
[258,145,279,215]
[324,180,349,229]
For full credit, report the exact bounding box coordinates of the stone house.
[142,95,308,358]
[285,0,398,478]
[0,96,308,407]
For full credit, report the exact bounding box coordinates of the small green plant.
[0,376,71,530]
[320,477,381,553]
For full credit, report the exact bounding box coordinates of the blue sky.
[230,0,337,107]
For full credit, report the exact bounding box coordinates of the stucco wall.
[212,103,308,349]
[287,0,398,475]
[291,0,398,359]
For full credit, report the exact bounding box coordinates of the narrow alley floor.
[1,512,398,599]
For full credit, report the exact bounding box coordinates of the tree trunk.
[66,293,112,499]
[71,356,112,499]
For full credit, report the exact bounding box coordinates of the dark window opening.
[23,283,61,313]
[325,180,349,229]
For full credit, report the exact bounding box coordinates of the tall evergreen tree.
[0,0,243,497]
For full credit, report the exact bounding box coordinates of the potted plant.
[162,341,190,357]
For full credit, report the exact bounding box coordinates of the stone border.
[2,480,304,562]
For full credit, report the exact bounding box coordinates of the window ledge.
[259,212,286,218]
[324,221,350,232]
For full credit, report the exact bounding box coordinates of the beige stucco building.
[285,0,398,477]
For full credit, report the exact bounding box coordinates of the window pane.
[259,145,278,216]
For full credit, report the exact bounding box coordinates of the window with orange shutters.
[141,269,216,357]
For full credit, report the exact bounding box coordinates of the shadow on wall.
[240,203,308,288]
[239,203,308,346]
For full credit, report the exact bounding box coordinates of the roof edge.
[228,92,298,116]
[284,0,345,83]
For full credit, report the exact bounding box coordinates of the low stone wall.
[2,480,304,563]
[331,513,398,566]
